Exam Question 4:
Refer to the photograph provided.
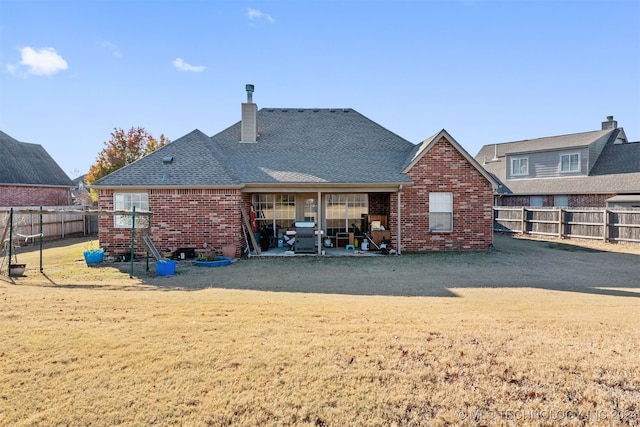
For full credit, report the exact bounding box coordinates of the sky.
[1,0,639,179]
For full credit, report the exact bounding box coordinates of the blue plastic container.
[83,249,105,265]
[156,260,177,276]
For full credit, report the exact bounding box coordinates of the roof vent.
[162,156,174,164]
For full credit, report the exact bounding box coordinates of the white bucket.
[362,240,369,251]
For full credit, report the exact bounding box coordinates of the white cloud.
[17,47,68,76]
[247,8,275,24]
[172,58,205,72]
[100,41,122,58]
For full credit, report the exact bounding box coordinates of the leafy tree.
[86,127,169,185]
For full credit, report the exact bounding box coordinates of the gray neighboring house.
[0,130,73,207]
[475,116,640,208]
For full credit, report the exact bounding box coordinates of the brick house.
[475,116,640,208]
[0,130,73,207]
[92,85,497,256]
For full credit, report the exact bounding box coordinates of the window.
[554,196,568,207]
[114,192,149,228]
[511,157,528,176]
[429,192,453,232]
[325,194,368,233]
[252,194,295,231]
[560,153,580,173]
[303,198,317,223]
[530,196,543,207]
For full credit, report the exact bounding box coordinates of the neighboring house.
[92,85,498,256]
[0,130,73,207]
[72,174,94,206]
[476,116,640,208]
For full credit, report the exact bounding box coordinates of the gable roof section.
[403,129,499,189]
[0,130,73,186]
[94,109,417,188]
[476,128,640,195]
[93,129,240,187]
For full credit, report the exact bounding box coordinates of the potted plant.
[83,241,105,266]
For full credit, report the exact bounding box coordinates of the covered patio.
[254,244,390,257]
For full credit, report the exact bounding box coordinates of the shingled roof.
[475,128,640,195]
[93,108,417,188]
[478,129,614,157]
[0,131,73,186]
[92,129,241,187]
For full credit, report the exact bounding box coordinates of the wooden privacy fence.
[0,206,98,241]
[494,207,640,244]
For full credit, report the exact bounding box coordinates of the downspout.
[396,185,402,255]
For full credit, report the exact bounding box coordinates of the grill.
[294,222,316,253]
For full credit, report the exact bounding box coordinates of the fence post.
[558,208,563,238]
[8,208,13,271]
[521,207,526,234]
[130,206,136,279]
[603,209,608,242]
[38,207,43,272]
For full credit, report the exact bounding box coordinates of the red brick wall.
[98,188,244,257]
[368,193,390,217]
[0,185,72,207]
[394,136,494,251]
[569,194,614,207]
[495,195,530,206]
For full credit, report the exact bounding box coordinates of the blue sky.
[1,0,639,179]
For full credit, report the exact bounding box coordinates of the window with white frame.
[252,194,295,231]
[303,198,318,223]
[560,153,580,173]
[429,192,453,232]
[113,192,149,228]
[511,157,528,176]
[325,194,368,234]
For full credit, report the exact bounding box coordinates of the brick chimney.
[601,115,617,130]
[241,84,257,143]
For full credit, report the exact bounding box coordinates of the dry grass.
[1,238,639,426]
